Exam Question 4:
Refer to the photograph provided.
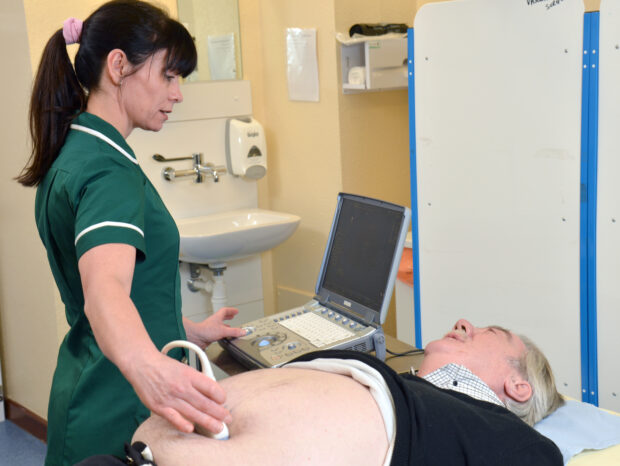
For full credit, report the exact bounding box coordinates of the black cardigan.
[293,350,562,466]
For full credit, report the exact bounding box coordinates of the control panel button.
[242,326,255,336]
[288,342,299,350]
[258,339,271,347]
[334,315,342,321]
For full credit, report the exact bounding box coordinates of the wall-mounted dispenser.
[226,117,267,180]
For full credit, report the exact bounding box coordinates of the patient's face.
[418,319,527,400]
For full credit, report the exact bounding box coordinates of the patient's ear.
[505,375,532,402]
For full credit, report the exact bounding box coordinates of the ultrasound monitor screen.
[320,197,404,314]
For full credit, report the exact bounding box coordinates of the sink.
[176,209,301,266]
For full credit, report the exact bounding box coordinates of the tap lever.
[153,153,195,162]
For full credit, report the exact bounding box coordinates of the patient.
[132,319,564,465]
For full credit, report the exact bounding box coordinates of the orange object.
[397,247,414,286]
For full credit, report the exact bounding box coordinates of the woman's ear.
[106,49,127,86]
[504,375,532,403]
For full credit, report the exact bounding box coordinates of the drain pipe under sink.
[187,263,228,311]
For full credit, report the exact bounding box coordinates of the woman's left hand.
[184,307,247,349]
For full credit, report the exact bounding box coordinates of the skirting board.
[5,398,47,443]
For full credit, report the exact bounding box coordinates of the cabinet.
[339,37,408,93]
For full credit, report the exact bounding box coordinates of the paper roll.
[348,66,366,86]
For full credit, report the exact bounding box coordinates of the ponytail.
[17,29,85,187]
[17,1,196,188]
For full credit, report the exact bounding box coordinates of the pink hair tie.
[62,17,83,45]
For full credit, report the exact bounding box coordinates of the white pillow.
[534,400,620,464]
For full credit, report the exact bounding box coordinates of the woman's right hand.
[125,348,232,435]
[79,243,231,435]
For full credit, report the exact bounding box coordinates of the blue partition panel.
[407,28,423,348]
[579,11,599,406]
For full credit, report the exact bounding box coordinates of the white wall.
[0,0,60,418]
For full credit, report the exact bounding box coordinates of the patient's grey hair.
[504,336,564,426]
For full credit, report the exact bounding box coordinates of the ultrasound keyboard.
[219,300,379,368]
[279,311,355,347]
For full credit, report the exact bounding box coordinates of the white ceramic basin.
[176,209,301,266]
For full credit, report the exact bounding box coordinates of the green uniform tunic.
[35,112,186,465]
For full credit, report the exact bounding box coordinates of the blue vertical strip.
[586,11,600,406]
[407,28,423,348]
[579,12,600,405]
[579,10,592,405]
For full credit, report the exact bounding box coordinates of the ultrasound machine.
[220,193,411,369]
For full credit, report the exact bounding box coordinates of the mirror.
[177,0,243,82]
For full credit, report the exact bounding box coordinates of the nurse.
[16,1,245,464]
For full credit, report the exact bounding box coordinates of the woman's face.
[121,50,183,133]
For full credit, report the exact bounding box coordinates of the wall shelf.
[339,36,408,94]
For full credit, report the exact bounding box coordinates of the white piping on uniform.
[70,124,138,165]
[75,221,144,246]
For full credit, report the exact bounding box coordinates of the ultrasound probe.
[161,340,230,440]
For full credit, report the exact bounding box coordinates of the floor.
[0,420,47,465]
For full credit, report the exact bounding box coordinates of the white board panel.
[596,0,620,412]
[414,0,584,399]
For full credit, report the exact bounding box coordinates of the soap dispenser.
[226,117,267,180]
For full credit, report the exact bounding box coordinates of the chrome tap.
[161,153,227,183]
[197,162,227,182]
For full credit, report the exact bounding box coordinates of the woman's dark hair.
[17,0,197,187]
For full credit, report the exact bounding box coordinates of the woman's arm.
[78,243,232,435]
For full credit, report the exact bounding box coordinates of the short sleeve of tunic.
[45,124,146,260]
[70,158,147,260]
